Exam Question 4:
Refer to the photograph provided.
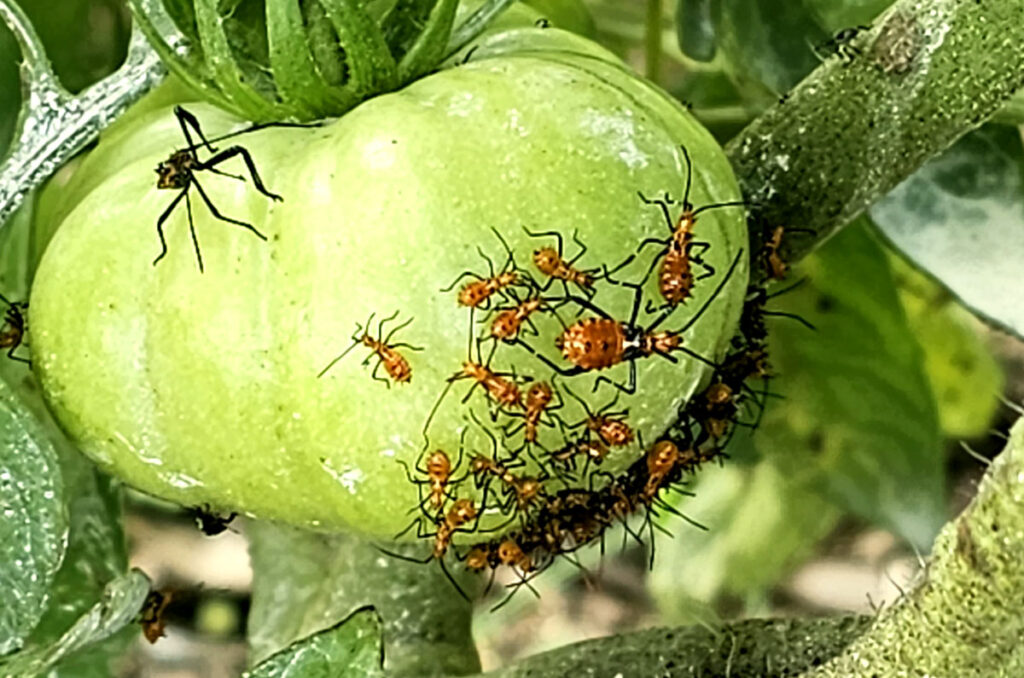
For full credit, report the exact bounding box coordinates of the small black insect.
[813,25,870,63]
[187,505,237,536]
[154,106,317,273]
[0,292,29,365]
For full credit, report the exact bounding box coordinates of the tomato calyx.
[128,0,525,122]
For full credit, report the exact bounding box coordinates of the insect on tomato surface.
[29,23,748,539]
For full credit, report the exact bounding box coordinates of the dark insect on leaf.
[139,589,172,644]
[188,505,237,536]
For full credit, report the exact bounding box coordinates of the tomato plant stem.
[726,0,1024,279]
[644,0,662,84]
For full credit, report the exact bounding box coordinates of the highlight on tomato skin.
[27,22,749,541]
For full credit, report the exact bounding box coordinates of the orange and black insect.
[617,145,747,307]
[503,380,563,444]
[467,419,547,517]
[399,446,464,513]
[424,341,526,437]
[318,311,422,386]
[525,228,599,297]
[139,589,173,643]
[563,387,634,447]
[442,229,520,310]
[696,381,738,439]
[762,226,813,280]
[0,293,29,365]
[517,249,743,394]
[489,295,546,342]
[153,106,298,273]
[187,505,237,536]
[548,438,607,475]
[386,496,482,600]
[640,439,685,502]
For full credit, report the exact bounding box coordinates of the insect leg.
[522,227,563,255]
[7,345,30,365]
[153,187,188,267]
[198,145,283,202]
[192,178,269,244]
[370,358,392,388]
[185,191,204,274]
[513,340,587,378]
[174,105,217,154]
[637,190,677,233]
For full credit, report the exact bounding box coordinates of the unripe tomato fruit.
[30,26,747,538]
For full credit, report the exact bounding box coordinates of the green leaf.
[870,125,1024,339]
[803,0,893,33]
[890,250,1002,438]
[0,569,149,678]
[756,219,944,548]
[715,0,827,94]
[675,0,719,62]
[246,523,479,675]
[0,374,65,656]
[649,461,840,623]
[25,459,126,650]
[245,607,385,678]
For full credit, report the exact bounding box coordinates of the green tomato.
[30,26,748,538]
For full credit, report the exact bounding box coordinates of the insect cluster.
[29,109,805,611]
[338,144,803,606]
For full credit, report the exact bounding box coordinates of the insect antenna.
[317,316,370,378]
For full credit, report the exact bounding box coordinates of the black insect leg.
[174,105,218,154]
[197,146,283,202]
[185,192,204,274]
[192,178,269,242]
[513,339,587,378]
[153,187,188,267]
[593,361,637,395]
[6,345,30,365]
[637,190,677,233]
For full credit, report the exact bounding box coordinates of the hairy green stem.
[725,0,1024,277]
[246,524,481,677]
[483,417,1024,676]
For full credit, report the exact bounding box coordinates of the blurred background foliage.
[0,0,1019,675]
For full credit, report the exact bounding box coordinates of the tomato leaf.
[649,461,840,622]
[802,0,893,33]
[757,220,944,548]
[0,569,149,676]
[715,0,827,94]
[246,523,479,674]
[890,251,1003,438]
[245,606,385,678]
[0,375,66,656]
[675,0,720,62]
[870,125,1024,340]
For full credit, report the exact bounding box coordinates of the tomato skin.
[30,27,748,538]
